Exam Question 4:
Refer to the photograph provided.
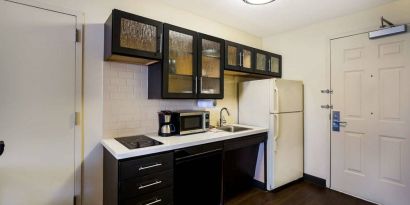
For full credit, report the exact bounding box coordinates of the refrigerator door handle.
[274,88,279,113]
[274,114,279,151]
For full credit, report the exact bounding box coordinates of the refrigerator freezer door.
[272,112,304,189]
[270,79,304,114]
[239,79,271,128]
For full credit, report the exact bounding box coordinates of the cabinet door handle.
[194,76,198,94]
[200,76,203,93]
[138,180,162,190]
[144,198,162,205]
[159,33,163,54]
[239,52,243,66]
[268,59,271,72]
[138,163,162,171]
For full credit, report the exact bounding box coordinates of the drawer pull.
[138,180,162,190]
[144,198,162,205]
[138,163,162,171]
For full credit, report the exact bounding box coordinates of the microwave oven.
[171,110,210,135]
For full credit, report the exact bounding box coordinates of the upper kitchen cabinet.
[162,24,198,99]
[255,49,282,77]
[225,41,282,78]
[225,41,255,72]
[255,49,269,74]
[104,9,163,65]
[149,25,225,99]
[198,34,224,99]
[268,53,282,77]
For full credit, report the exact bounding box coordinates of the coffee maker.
[158,111,175,137]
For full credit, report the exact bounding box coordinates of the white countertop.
[101,124,268,160]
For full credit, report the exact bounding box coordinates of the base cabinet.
[103,150,174,205]
[174,142,223,205]
[103,133,267,205]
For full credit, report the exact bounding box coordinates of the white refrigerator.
[239,78,304,191]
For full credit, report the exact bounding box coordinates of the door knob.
[0,141,4,156]
[334,121,348,127]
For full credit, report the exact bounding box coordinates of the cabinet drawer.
[119,152,173,180]
[123,187,173,205]
[120,170,173,198]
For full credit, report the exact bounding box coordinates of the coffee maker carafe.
[158,111,175,137]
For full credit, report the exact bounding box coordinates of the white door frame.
[3,0,85,204]
[328,22,410,192]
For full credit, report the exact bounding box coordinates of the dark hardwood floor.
[225,181,375,205]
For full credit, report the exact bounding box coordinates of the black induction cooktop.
[115,135,163,149]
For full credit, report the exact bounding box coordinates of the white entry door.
[0,1,79,204]
[331,31,410,204]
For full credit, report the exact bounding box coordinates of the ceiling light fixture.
[243,0,275,5]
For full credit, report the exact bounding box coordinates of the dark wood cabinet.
[149,25,224,99]
[197,33,224,99]
[104,9,163,65]
[225,41,255,72]
[225,41,282,77]
[161,24,198,99]
[254,49,269,74]
[103,133,268,205]
[103,150,174,205]
[174,142,223,205]
[267,53,282,77]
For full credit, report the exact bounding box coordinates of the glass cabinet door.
[109,9,163,62]
[269,54,282,77]
[256,51,268,72]
[198,34,224,99]
[163,24,197,98]
[225,41,241,71]
[242,47,254,71]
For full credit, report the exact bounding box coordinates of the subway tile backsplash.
[103,62,239,138]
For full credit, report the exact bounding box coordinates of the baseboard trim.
[303,173,326,188]
[270,177,304,192]
[252,179,266,190]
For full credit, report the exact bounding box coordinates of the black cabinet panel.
[124,187,173,205]
[105,9,163,65]
[120,170,173,198]
[174,142,223,205]
[119,152,173,180]
[223,133,267,200]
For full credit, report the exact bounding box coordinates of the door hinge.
[75,29,81,43]
[74,112,80,126]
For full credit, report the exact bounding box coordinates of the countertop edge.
[102,125,268,160]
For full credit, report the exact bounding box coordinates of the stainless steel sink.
[216,125,251,132]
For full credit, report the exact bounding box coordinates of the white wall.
[262,0,410,187]
[33,0,261,204]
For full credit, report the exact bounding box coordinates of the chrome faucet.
[219,107,230,127]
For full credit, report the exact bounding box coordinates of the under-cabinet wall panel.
[103,62,240,137]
